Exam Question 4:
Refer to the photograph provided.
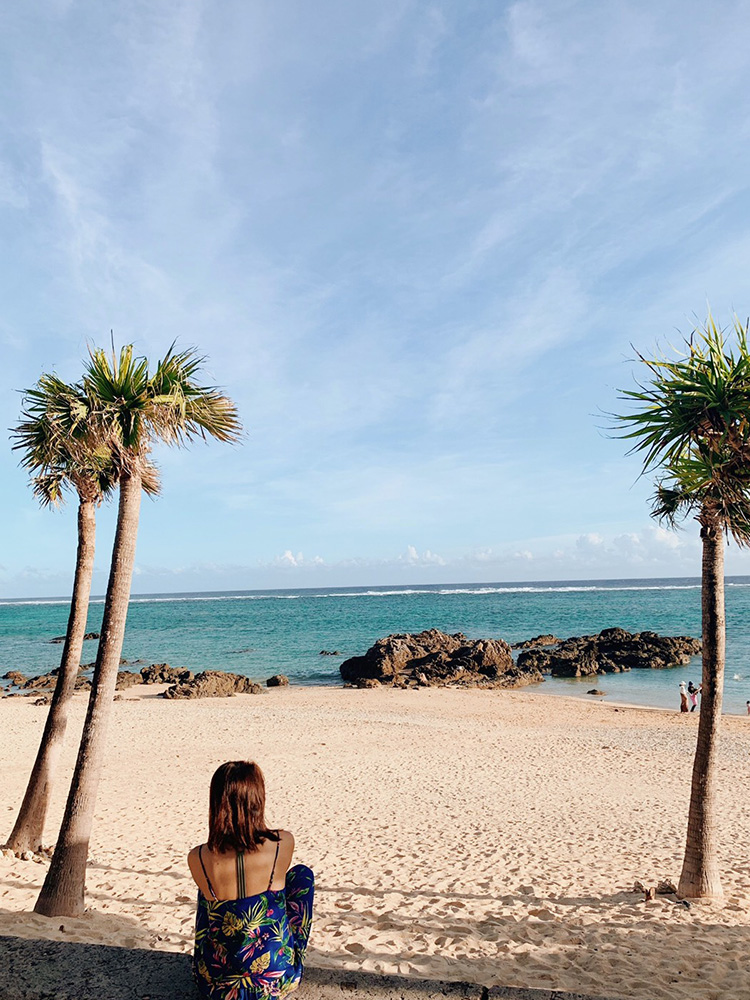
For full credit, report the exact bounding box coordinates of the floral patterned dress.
[193,847,314,1000]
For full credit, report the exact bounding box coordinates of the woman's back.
[188,762,314,1000]
[188,831,294,900]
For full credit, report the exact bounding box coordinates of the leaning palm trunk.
[678,514,725,899]
[35,472,142,917]
[7,499,97,854]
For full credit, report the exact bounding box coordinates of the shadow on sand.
[0,934,615,1000]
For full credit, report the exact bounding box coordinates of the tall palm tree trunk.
[678,515,725,899]
[35,472,142,917]
[6,499,97,854]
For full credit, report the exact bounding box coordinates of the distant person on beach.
[687,681,700,712]
[747,700,750,716]
[679,682,689,713]
[188,760,314,1000]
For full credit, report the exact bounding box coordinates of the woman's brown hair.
[207,760,280,853]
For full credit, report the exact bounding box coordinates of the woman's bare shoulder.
[187,844,204,868]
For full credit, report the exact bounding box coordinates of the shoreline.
[2,685,749,1000]
[5,673,749,717]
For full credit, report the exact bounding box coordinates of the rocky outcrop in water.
[49,632,99,643]
[18,671,91,691]
[140,664,193,685]
[163,671,263,699]
[516,628,701,678]
[340,628,541,689]
[512,634,560,650]
[2,671,27,686]
[266,674,289,687]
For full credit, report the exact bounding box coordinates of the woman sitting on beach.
[188,760,314,1000]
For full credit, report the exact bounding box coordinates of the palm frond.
[615,315,750,546]
[649,449,750,546]
[81,343,242,459]
[11,374,121,508]
[614,315,750,471]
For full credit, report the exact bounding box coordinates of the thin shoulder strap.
[267,835,280,891]
[198,845,217,900]
[236,851,246,898]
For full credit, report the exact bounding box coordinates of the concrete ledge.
[0,936,621,1000]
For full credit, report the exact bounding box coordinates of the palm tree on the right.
[616,314,750,899]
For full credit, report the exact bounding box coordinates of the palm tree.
[7,377,113,854]
[6,376,159,855]
[616,315,750,899]
[35,344,242,917]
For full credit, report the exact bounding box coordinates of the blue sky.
[3,0,750,597]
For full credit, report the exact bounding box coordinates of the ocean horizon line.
[4,573,750,605]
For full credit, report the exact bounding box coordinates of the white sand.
[1,685,749,1000]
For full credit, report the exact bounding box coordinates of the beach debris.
[587,688,606,696]
[163,670,263,699]
[632,880,647,894]
[32,696,51,706]
[517,628,701,678]
[656,879,678,895]
[48,631,99,643]
[644,886,656,902]
[266,674,289,687]
[674,899,692,909]
[512,634,560,649]
[340,628,542,689]
[140,663,193,685]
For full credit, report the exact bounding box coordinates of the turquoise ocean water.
[2,577,750,715]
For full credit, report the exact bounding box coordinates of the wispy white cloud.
[4,2,750,595]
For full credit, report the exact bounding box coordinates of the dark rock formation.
[140,664,194,685]
[21,672,91,691]
[266,674,289,687]
[517,628,701,678]
[49,631,99,643]
[512,634,560,649]
[163,671,263,699]
[2,671,27,686]
[319,650,341,656]
[116,671,143,690]
[21,672,57,690]
[339,628,541,689]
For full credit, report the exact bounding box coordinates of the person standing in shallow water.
[679,682,689,713]
[687,681,700,712]
[188,761,314,1000]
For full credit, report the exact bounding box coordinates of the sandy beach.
[1,685,749,1000]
